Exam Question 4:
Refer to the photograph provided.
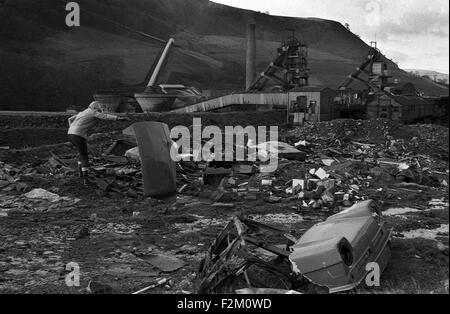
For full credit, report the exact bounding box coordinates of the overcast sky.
[213,0,449,74]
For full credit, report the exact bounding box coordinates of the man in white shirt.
[68,101,129,177]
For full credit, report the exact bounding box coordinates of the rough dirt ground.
[0,118,448,294]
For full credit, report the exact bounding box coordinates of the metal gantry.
[247,29,309,92]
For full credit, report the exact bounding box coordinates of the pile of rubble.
[1,119,448,210]
[197,200,392,294]
[0,119,448,294]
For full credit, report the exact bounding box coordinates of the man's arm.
[93,111,121,121]
[68,115,77,126]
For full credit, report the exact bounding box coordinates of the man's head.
[88,101,102,112]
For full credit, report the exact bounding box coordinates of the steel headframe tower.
[281,28,309,88]
[246,28,309,92]
[338,42,391,93]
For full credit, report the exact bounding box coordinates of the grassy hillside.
[406,69,449,85]
[0,0,447,111]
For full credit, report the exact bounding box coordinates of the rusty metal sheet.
[197,217,295,294]
[132,121,176,198]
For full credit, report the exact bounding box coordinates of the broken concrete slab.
[24,188,61,202]
[314,168,329,180]
[253,141,307,162]
[292,179,305,192]
[144,253,185,273]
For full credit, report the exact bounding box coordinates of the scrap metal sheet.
[132,122,177,197]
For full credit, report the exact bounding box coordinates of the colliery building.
[335,83,448,123]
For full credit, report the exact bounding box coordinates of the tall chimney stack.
[246,23,256,90]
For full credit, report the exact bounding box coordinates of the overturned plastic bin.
[132,121,177,198]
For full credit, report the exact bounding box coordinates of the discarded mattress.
[132,121,177,198]
[289,200,393,293]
